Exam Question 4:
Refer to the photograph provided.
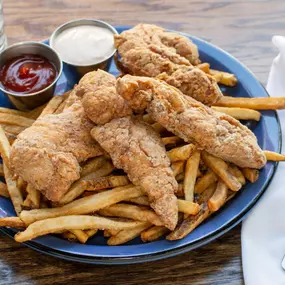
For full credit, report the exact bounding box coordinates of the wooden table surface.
[1,0,284,284]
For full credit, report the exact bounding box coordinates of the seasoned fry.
[177,200,200,215]
[80,156,108,177]
[69,229,89,244]
[241,168,259,183]
[167,144,196,162]
[0,181,9,198]
[20,185,144,225]
[194,170,217,194]
[210,69,238,86]
[59,161,114,205]
[264,150,285,161]
[107,222,151,245]
[99,203,163,226]
[26,184,41,209]
[228,165,246,185]
[184,150,200,202]
[0,114,34,127]
[82,175,129,191]
[15,215,143,243]
[162,136,183,147]
[214,96,285,110]
[211,106,261,121]
[27,103,47,119]
[1,124,26,135]
[167,203,210,240]
[151,122,166,133]
[171,161,185,177]
[142,113,155,124]
[0,216,26,228]
[208,180,228,212]
[0,126,11,167]
[38,96,64,118]
[201,151,242,191]
[141,226,169,242]
[196,63,210,74]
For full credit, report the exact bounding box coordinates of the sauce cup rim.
[49,18,119,67]
[0,41,63,98]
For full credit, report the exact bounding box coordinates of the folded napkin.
[242,36,285,285]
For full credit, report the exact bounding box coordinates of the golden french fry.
[1,124,26,135]
[26,184,41,209]
[264,150,285,161]
[171,161,185,177]
[0,107,30,118]
[201,151,241,191]
[241,168,259,183]
[99,203,163,226]
[82,175,129,191]
[0,163,3,176]
[151,122,166,133]
[107,229,121,236]
[142,113,155,124]
[211,106,261,121]
[177,200,200,215]
[20,185,143,225]
[184,150,200,202]
[228,165,246,185]
[162,136,183,147]
[141,226,169,242]
[0,114,34,127]
[167,144,196,162]
[107,222,151,245]
[27,103,47,119]
[61,231,77,241]
[85,229,98,238]
[21,194,33,209]
[167,203,210,240]
[196,63,210,74]
[0,181,9,198]
[195,183,217,205]
[38,96,64,118]
[127,196,150,206]
[0,216,26,228]
[59,161,114,205]
[15,215,143,243]
[208,180,228,212]
[80,156,108,177]
[194,170,217,194]
[210,69,238,86]
[0,125,11,167]
[214,96,285,110]
[69,229,89,244]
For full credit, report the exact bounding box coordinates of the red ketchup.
[0,54,57,94]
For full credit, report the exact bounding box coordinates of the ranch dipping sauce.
[53,25,115,66]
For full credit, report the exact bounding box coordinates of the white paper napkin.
[242,36,285,285]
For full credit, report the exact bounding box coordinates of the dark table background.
[1,0,284,284]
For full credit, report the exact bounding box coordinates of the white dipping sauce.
[53,25,115,65]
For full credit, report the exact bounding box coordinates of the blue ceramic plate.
[0,26,281,264]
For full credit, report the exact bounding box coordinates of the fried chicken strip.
[10,102,103,201]
[115,24,222,105]
[91,117,178,230]
[116,75,266,169]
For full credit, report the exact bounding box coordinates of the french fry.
[214,96,285,110]
[201,151,242,191]
[0,125,11,167]
[21,195,33,209]
[59,161,114,205]
[26,184,41,209]
[69,229,89,244]
[15,215,144,243]
[194,170,218,194]
[241,168,259,183]
[1,124,26,135]
[195,183,217,204]
[82,175,130,191]
[107,222,151,245]
[17,177,27,195]
[27,103,47,119]
[211,106,261,121]
[177,200,200,215]
[104,230,111,237]
[210,69,238,86]
[85,229,98,239]
[38,96,64,118]
[171,161,185,177]
[0,181,9,198]
[0,107,30,118]
[264,150,285,161]
[99,203,164,226]
[0,114,34,127]
[127,196,150,206]
[167,203,210,240]
[20,185,144,225]
[196,62,210,74]
[142,113,155,124]
[151,122,166,133]
[61,231,77,242]
[141,226,169,242]
[80,156,108,177]
[228,165,246,185]
[208,180,228,212]
[0,163,3,176]
[167,144,196,162]
[107,229,121,236]
[184,150,200,202]
[162,136,183,147]
[0,216,26,228]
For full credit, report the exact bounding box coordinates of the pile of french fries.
[0,66,284,246]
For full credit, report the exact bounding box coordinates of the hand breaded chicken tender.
[116,75,266,169]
